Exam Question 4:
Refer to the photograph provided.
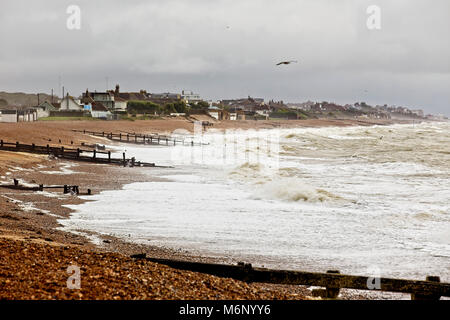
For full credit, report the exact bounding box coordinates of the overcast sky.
[0,0,449,115]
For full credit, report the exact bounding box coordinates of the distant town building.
[221,96,265,113]
[287,101,314,111]
[112,85,148,103]
[208,107,229,120]
[411,109,424,117]
[181,90,202,104]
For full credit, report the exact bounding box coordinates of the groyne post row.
[3,179,92,195]
[0,140,158,167]
[72,129,207,147]
[139,257,449,300]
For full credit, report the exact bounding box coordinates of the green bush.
[269,111,298,119]
[163,103,177,114]
[191,101,210,110]
[127,101,161,114]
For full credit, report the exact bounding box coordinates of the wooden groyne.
[136,256,450,300]
[1,178,91,195]
[72,129,207,147]
[0,140,162,167]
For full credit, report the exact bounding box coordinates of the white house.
[36,101,61,118]
[91,102,112,119]
[60,94,83,111]
[114,97,128,112]
[255,109,270,119]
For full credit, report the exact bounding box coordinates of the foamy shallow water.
[61,122,450,281]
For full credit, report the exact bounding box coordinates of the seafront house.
[90,101,112,119]
[82,90,115,111]
[111,85,147,111]
[36,101,61,118]
[112,84,148,100]
[113,96,127,112]
[208,106,230,120]
[228,109,246,120]
[60,94,83,111]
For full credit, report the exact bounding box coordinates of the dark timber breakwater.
[72,129,207,147]
[0,140,169,167]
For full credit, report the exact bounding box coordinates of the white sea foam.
[61,122,450,281]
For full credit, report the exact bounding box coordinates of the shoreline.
[0,118,434,300]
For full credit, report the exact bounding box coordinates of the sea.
[61,121,450,282]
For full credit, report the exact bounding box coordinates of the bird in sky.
[276,60,298,66]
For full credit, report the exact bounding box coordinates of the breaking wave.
[253,178,345,203]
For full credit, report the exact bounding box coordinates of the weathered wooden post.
[131,157,135,167]
[14,179,19,186]
[127,134,129,141]
[411,276,442,300]
[108,151,111,162]
[102,131,105,137]
[0,140,3,148]
[325,270,341,299]
[135,135,137,143]
[312,270,341,299]
[61,146,64,156]
[47,144,50,154]
[87,189,92,195]
[16,141,19,148]
[93,150,96,159]
[150,136,153,144]
[119,133,122,141]
[63,185,68,194]
[32,143,35,150]
[39,184,44,191]
[77,148,80,158]
[166,138,168,145]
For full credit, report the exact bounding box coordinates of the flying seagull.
[276,60,298,66]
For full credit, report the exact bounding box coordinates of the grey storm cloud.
[0,0,449,115]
